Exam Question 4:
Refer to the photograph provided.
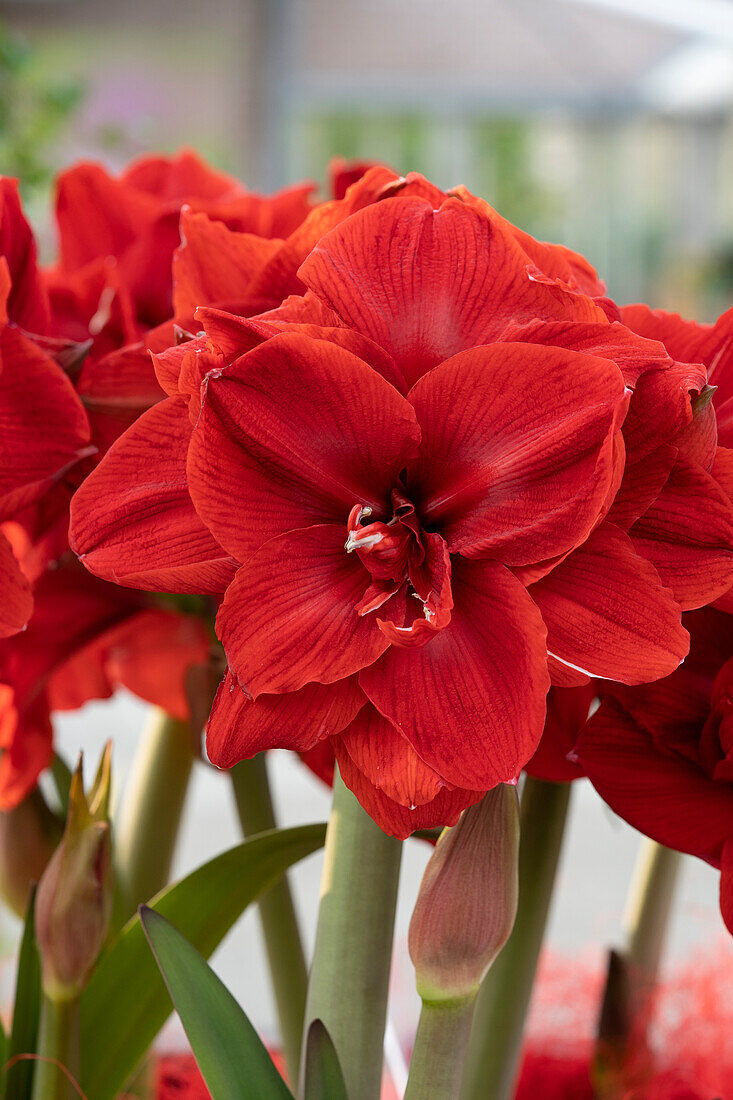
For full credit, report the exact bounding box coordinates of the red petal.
[360,558,549,790]
[606,443,678,531]
[334,743,485,839]
[0,327,92,518]
[206,669,364,768]
[497,318,670,386]
[188,332,420,564]
[299,196,607,388]
[100,608,209,719]
[0,532,32,638]
[407,342,625,564]
[0,179,50,331]
[530,522,688,684]
[173,209,282,319]
[338,704,446,807]
[629,456,733,610]
[70,397,236,594]
[55,161,158,271]
[622,362,707,464]
[577,699,733,862]
[216,525,405,697]
[0,691,53,811]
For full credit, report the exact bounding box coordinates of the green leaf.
[141,907,292,1100]
[2,886,41,1100]
[79,823,326,1100]
[303,1020,349,1100]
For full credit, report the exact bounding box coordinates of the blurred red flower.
[576,607,733,934]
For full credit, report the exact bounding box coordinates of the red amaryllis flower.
[70,185,719,834]
[575,607,733,934]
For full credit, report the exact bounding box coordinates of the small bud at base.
[409,784,519,1005]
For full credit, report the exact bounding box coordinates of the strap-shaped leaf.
[141,906,292,1099]
[79,823,325,1100]
[2,886,41,1100]
[302,1020,349,1100]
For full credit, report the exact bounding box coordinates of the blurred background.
[2,0,733,1075]
[3,0,733,317]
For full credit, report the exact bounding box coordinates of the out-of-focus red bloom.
[69,173,733,835]
[0,180,92,637]
[0,543,209,810]
[50,149,313,335]
[576,607,733,934]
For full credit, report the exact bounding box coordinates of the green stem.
[592,839,682,1096]
[460,776,571,1100]
[230,754,308,1090]
[405,998,476,1100]
[30,996,80,1100]
[623,838,682,986]
[301,768,402,1100]
[114,708,195,919]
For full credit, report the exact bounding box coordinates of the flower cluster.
[3,148,733,889]
[53,159,733,841]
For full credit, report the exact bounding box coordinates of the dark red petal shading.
[334,740,485,840]
[530,522,688,684]
[70,397,236,594]
[188,333,421,564]
[0,532,32,638]
[299,196,607,389]
[407,342,625,564]
[577,700,733,862]
[629,457,733,611]
[360,558,549,790]
[206,669,364,768]
[525,685,595,783]
[217,525,405,698]
[606,443,678,531]
[721,839,733,935]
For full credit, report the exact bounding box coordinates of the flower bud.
[409,784,519,1004]
[0,788,62,917]
[35,744,113,1002]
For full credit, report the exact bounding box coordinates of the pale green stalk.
[30,996,80,1100]
[300,768,402,1100]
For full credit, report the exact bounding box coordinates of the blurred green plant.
[0,19,82,193]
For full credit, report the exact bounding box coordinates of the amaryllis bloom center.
[346,495,452,646]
